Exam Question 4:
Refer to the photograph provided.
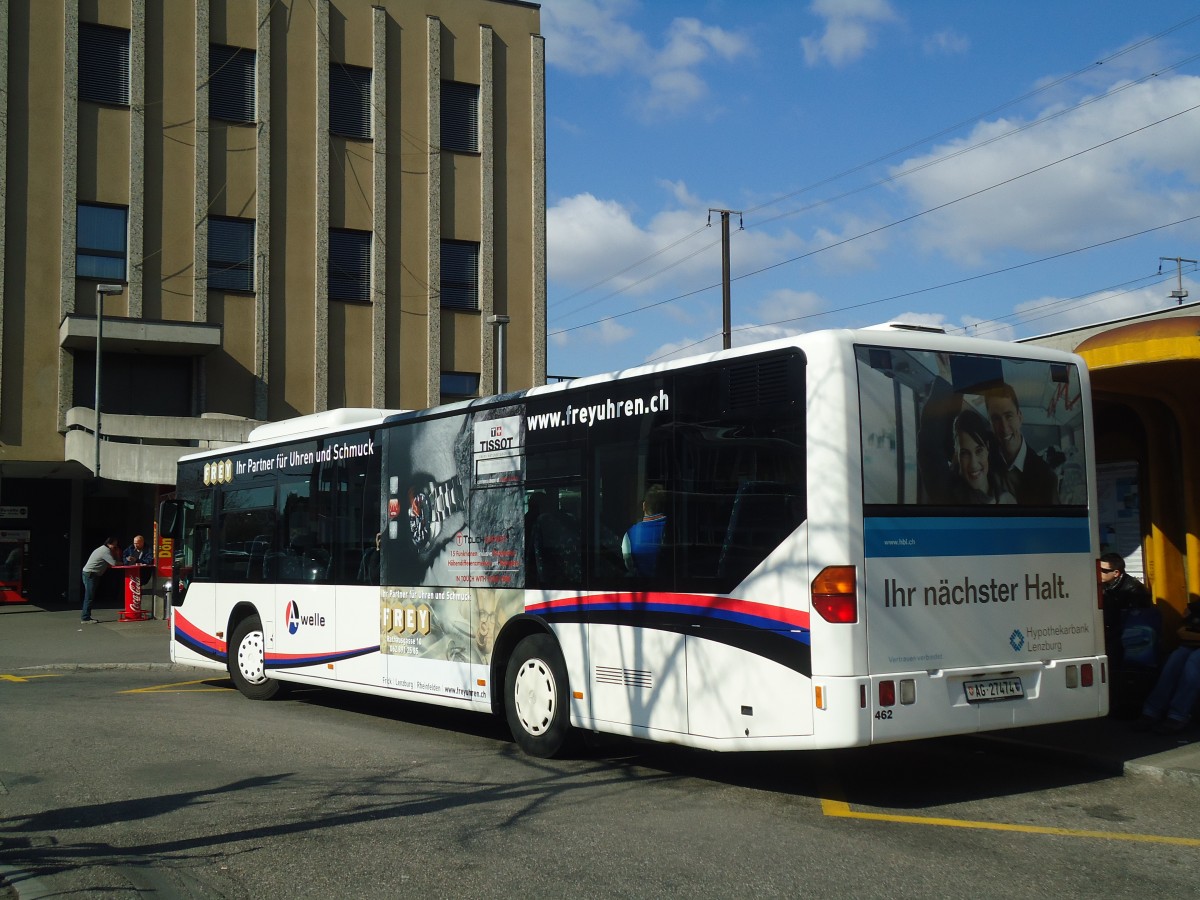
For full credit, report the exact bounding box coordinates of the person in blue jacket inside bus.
[622,485,667,577]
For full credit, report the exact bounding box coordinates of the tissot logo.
[285,600,326,635]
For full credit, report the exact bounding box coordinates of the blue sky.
[539,1,1200,378]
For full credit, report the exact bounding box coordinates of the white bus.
[160,327,1107,757]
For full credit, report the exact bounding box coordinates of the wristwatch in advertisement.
[408,476,463,551]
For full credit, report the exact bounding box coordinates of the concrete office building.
[0,0,546,607]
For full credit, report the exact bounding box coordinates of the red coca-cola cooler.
[114,563,154,621]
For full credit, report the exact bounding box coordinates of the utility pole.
[1158,256,1196,304]
[708,208,742,349]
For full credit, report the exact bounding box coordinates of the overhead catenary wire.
[640,215,1200,364]
[550,98,1200,342]
[548,14,1200,323]
[553,70,1200,332]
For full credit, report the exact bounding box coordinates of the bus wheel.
[505,634,571,758]
[229,616,281,701]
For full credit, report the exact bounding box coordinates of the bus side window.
[527,488,583,589]
[194,524,211,580]
[524,439,584,590]
[716,481,803,583]
[672,351,806,593]
[333,429,381,585]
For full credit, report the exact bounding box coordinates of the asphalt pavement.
[2,600,1198,786]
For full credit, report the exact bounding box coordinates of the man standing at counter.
[81,537,120,623]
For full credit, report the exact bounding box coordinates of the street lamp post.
[487,314,511,395]
[94,283,125,478]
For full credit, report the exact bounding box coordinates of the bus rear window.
[857,346,1086,508]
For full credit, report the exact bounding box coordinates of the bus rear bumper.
[848,657,1109,746]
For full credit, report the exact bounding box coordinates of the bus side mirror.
[158,500,181,538]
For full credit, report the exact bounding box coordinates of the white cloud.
[923,29,969,57]
[890,74,1200,265]
[1007,283,1195,337]
[806,215,892,272]
[659,17,747,68]
[751,288,825,326]
[639,287,822,366]
[541,0,647,76]
[541,1,751,117]
[644,319,811,366]
[956,315,1016,343]
[801,0,899,68]
[644,333,724,364]
[595,317,637,344]
[642,69,708,114]
[547,184,808,328]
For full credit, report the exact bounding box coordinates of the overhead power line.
[640,217,1200,363]
[548,14,1200,320]
[550,100,1200,341]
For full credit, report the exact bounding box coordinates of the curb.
[0,865,54,900]
[1123,760,1200,788]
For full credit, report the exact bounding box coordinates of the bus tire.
[505,633,572,758]
[228,616,281,701]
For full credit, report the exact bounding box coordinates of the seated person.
[123,534,154,584]
[1100,552,1151,667]
[622,485,667,577]
[1134,606,1200,735]
[123,534,153,566]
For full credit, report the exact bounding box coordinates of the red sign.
[157,537,174,579]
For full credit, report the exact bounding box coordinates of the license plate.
[963,677,1024,702]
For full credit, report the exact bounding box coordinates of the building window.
[76,204,127,281]
[79,23,130,106]
[440,240,479,311]
[208,217,255,292]
[441,372,480,399]
[330,64,372,140]
[209,44,256,124]
[329,229,371,302]
[441,81,479,153]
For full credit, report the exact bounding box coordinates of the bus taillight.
[812,566,857,623]
[879,680,896,707]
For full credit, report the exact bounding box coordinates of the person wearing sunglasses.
[1100,552,1151,669]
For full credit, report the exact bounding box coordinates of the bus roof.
[180,328,1085,460]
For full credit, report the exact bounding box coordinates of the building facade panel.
[208,0,257,48]
[329,136,374,230]
[149,0,198,323]
[7,3,68,460]
[208,124,258,218]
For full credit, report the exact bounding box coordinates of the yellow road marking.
[820,796,1200,848]
[0,673,63,683]
[121,678,231,694]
